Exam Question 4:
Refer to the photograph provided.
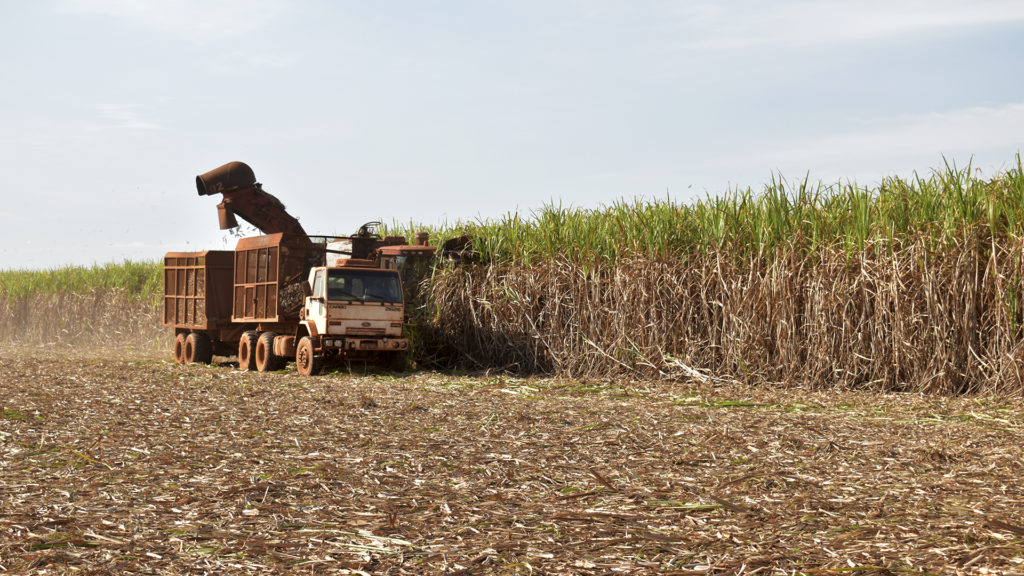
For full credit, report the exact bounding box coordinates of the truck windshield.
[327,269,402,303]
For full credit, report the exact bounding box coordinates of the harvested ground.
[2,349,1024,575]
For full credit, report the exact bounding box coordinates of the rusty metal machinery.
[196,161,310,241]
[168,161,477,371]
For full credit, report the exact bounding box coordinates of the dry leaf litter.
[2,349,1024,574]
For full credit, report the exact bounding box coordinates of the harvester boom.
[196,161,309,238]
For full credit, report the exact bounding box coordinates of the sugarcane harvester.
[163,161,439,375]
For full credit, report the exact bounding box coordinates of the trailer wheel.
[173,333,187,364]
[255,332,286,372]
[238,331,259,371]
[296,336,323,376]
[185,332,213,364]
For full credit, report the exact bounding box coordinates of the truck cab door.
[306,269,328,335]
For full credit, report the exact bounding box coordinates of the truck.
[293,257,410,375]
[163,161,442,375]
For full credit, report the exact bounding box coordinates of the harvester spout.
[195,161,309,238]
[196,161,257,197]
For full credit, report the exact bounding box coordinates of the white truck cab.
[296,261,408,375]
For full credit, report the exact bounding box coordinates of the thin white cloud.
[55,0,285,42]
[727,103,1024,187]
[668,0,1024,50]
[768,103,1024,164]
[240,52,292,70]
[96,104,167,131]
[214,50,293,71]
[0,211,30,223]
[109,241,184,251]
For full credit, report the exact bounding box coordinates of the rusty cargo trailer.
[232,233,323,324]
[231,233,327,371]
[163,251,241,363]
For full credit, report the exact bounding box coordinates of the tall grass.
[402,155,1024,392]
[386,155,1024,266]
[0,261,166,349]
[0,260,162,303]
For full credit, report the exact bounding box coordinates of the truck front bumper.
[319,337,408,351]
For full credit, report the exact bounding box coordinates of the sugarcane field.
[4,159,1024,574]
[4,4,1024,573]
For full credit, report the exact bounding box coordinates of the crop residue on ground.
[2,351,1024,574]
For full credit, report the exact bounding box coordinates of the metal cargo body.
[163,251,234,330]
[232,233,324,323]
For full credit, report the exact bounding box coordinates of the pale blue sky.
[1,0,1023,268]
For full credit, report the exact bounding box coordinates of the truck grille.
[326,319,389,336]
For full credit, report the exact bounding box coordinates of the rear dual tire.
[173,333,187,364]
[238,330,259,371]
[175,332,212,364]
[255,332,287,372]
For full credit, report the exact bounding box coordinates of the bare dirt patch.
[2,351,1024,574]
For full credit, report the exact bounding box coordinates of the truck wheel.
[185,332,213,364]
[296,336,323,376]
[238,331,259,371]
[173,333,187,364]
[256,332,285,372]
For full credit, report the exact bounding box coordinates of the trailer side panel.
[232,233,323,324]
[163,251,234,331]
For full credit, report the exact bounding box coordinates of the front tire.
[238,330,259,371]
[295,336,323,376]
